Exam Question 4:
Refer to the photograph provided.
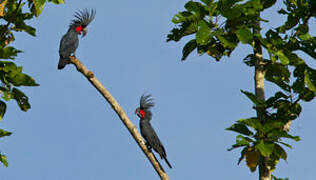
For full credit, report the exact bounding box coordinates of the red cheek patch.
[139,110,145,118]
[75,26,83,32]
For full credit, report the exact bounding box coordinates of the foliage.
[272,175,289,180]
[0,0,64,167]
[168,0,316,178]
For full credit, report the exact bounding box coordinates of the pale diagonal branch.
[69,56,170,180]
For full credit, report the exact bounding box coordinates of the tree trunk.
[253,19,271,180]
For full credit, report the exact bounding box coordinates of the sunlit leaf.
[0,47,22,60]
[262,121,284,133]
[236,27,253,44]
[196,20,211,45]
[49,0,64,4]
[238,118,263,131]
[0,129,12,138]
[268,130,300,141]
[32,0,46,17]
[276,51,289,65]
[256,140,274,157]
[272,175,289,180]
[228,135,254,151]
[0,153,8,167]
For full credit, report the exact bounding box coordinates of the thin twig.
[68,56,170,180]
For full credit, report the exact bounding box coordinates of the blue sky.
[1,0,316,179]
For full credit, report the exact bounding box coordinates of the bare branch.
[68,56,170,180]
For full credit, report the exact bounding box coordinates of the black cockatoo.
[58,9,96,69]
[135,94,172,169]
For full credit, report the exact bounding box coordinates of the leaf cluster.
[167,0,273,61]
[168,0,316,176]
[227,90,301,172]
[0,0,64,167]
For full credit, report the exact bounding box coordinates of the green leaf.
[216,32,238,49]
[256,140,274,157]
[32,0,46,17]
[172,11,195,24]
[0,47,22,60]
[184,1,206,15]
[243,54,256,67]
[272,175,289,180]
[167,21,198,42]
[2,61,19,72]
[262,0,277,9]
[237,146,248,164]
[0,154,8,167]
[304,69,316,92]
[292,102,302,116]
[276,51,289,65]
[238,118,263,131]
[226,123,254,136]
[265,63,291,92]
[7,70,38,86]
[277,9,288,15]
[182,39,197,61]
[200,0,212,6]
[298,33,312,41]
[300,45,316,60]
[241,90,264,107]
[266,63,290,81]
[228,135,254,151]
[228,143,247,151]
[218,0,242,18]
[236,28,253,44]
[262,121,284,133]
[49,0,64,4]
[1,62,39,86]
[0,129,12,138]
[12,88,31,111]
[274,143,287,160]
[273,99,301,120]
[268,130,300,141]
[12,19,36,37]
[299,88,315,102]
[236,135,254,145]
[196,20,211,45]
[277,142,292,149]
[265,91,289,108]
[0,101,6,120]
